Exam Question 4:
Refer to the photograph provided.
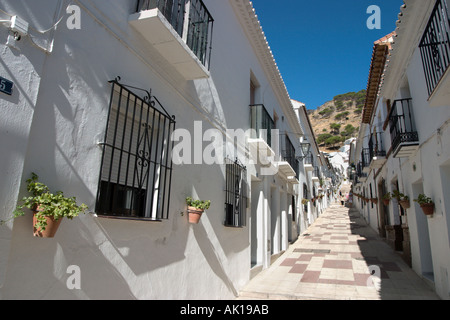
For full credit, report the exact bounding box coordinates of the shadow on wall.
[3,202,193,299]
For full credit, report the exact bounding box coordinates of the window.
[224,158,248,227]
[419,0,450,97]
[292,195,296,222]
[370,183,373,209]
[250,80,256,105]
[95,79,176,221]
[303,183,308,213]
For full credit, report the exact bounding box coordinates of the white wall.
[404,47,450,299]
[0,0,61,296]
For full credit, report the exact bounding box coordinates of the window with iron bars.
[95,79,176,221]
[303,183,308,213]
[224,158,248,228]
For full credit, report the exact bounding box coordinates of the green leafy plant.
[392,190,409,201]
[383,192,392,200]
[186,197,211,211]
[414,194,433,206]
[11,173,88,231]
[301,199,309,205]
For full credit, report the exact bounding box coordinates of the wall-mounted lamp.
[297,142,311,161]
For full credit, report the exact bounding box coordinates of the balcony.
[279,134,299,182]
[129,0,214,80]
[356,162,368,182]
[368,132,386,169]
[304,153,314,172]
[361,148,371,174]
[389,99,419,158]
[419,0,450,107]
[249,104,276,160]
[312,166,320,183]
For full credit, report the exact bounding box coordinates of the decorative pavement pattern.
[238,203,440,300]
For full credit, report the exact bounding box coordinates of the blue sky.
[251,0,404,109]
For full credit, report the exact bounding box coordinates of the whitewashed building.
[292,100,339,230]
[0,0,308,299]
[351,0,450,300]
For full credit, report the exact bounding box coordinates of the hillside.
[308,90,365,153]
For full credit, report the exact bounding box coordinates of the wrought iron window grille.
[95,77,176,221]
[224,157,248,228]
[303,183,309,213]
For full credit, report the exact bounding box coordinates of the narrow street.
[238,202,440,300]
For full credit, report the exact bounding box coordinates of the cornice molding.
[230,0,303,136]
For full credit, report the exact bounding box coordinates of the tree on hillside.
[325,136,343,148]
[335,111,350,121]
[330,123,341,135]
[319,107,333,118]
[317,133,333,145]
[341,124,356,137]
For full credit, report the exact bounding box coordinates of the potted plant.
[382,192,391,206]
[414,194,434,216]
[393,190,410,209]
[13,173,88,238]
[186,197,211,224]
[301,198,309,205]
[371,197,378,204]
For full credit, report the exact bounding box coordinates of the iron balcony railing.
[388,99,419,153]
[361,148,371,169]
[304,152,314,166]
[137,0,214,70]
[280,134,299,178]
[250,104,275,148]
[369,131,386,160]
[419,0,450,97]
[312,166,320,178]
[356,162,368,179]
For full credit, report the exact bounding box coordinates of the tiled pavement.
[238,203,440,300]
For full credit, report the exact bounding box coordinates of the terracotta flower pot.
[33,213,63,238]
[399,200,411,210]
[383,199,390,206]
[420,203,434,216]
[188,206,204,224]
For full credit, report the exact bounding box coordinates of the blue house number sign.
[0,76,14,96]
